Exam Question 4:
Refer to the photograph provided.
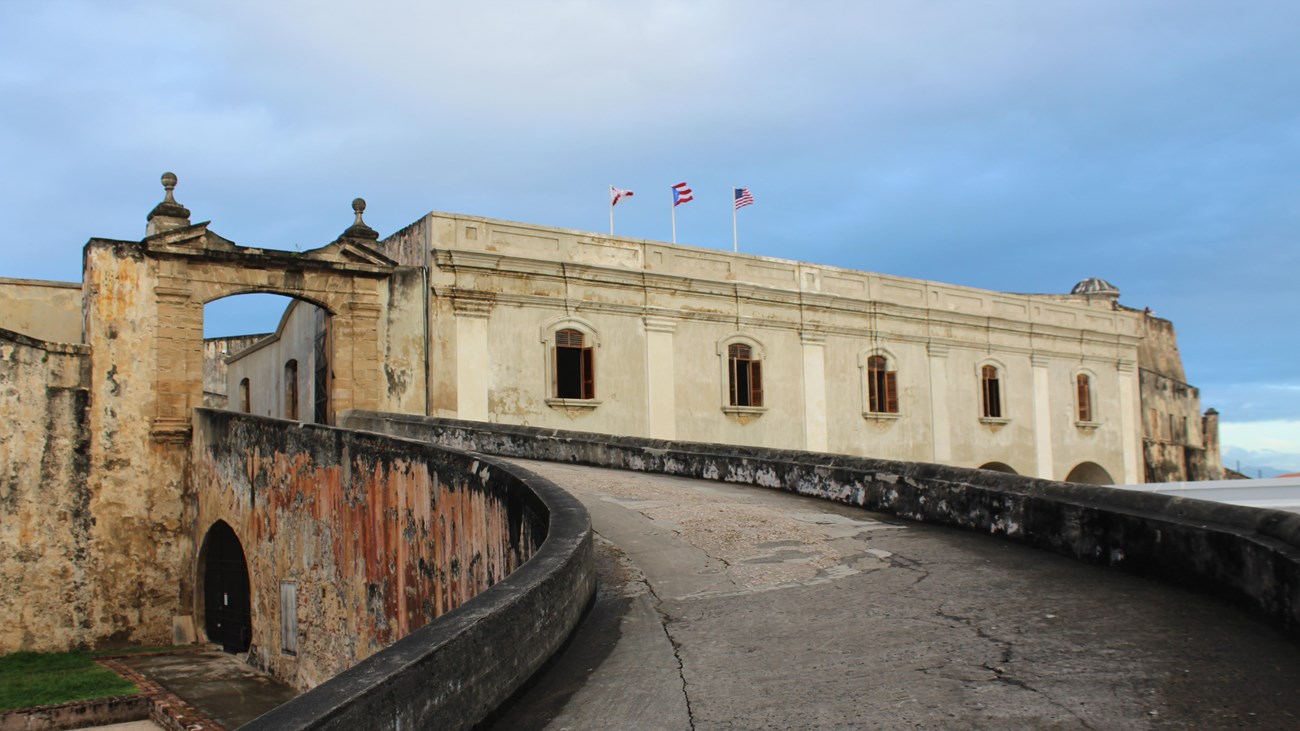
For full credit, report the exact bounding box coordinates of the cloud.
[1221,420,1300,475]
[3,1,1300,459]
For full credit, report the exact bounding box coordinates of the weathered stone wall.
[346,411,1300,637]
[192,409,550,690]
[238,417,595,731]
[1136,312,1220,481]
[0,277,83,343]
[0,329,92,651]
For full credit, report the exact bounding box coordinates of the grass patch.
[0,651,138,711]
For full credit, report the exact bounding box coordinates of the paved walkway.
[110,651,298,729]
[490,460,1300,730]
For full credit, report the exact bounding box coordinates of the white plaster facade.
[216,210,1209,485]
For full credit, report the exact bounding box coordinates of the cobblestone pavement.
[490,460,1300,731]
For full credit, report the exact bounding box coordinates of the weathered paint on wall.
[0,277,83,343]
[0,329,92,651]
[192,410,543,690]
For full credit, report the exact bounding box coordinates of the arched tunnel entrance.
[977,461,1018,475]
[201,520,252,653]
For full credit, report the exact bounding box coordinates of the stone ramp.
[490,460,1300,730]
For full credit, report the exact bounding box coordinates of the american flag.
[734,187,755,210]
[610,186,634,206]
[672,182,694,207]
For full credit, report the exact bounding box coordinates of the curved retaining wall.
[344,410,1300,638]
[193,411,595,731]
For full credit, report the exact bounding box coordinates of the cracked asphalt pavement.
[487,460,1300,730]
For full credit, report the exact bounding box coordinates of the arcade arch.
[1065,461,1114,485]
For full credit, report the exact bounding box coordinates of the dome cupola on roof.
[1071,277,1120,299]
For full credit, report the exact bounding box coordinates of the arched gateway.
[200,521,252,653]
[76,174,419,649]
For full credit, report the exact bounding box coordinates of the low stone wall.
[344,410,1300,637]
[0,696,148,731]
[194,410,594,729]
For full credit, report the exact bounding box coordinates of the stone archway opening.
[978,462,1018,475]
[1065,461,1114,485]
[203,292,334,423]
[199,520,252,654]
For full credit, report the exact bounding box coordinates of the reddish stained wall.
[192,409,543,689]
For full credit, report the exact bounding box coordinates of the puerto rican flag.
[672,182,694,207]
[610,186,634,206]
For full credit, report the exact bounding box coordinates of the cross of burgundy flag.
[610,186,634,206]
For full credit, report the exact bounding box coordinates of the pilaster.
[643,317,677,440]
[927,343,951,463]
[453,296,493,421]
[1031,353,1055,479]
[1117,359,1140,483]
[801,331,828,452]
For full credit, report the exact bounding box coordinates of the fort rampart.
[194,409,595,729]
[346,410,1300,637]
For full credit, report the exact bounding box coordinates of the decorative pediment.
[302,240,397,267]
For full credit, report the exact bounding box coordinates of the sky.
[2,1,1298,474]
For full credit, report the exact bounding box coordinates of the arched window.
[1075,373,1093,423]
[554,328,595,400]
[284,360,299,420]
[728,343,763,407]
[239,377,251,413]
[980,365,1001,419]
[866,355,899,414]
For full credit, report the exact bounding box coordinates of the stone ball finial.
[340,196,379,240]
[147,170,191,233]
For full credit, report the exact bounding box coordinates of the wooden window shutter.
[884,370,899,413]
[1076,375,1091,421]
[750,360,763,407]
[581,347,595,399]
[729,356,739,405]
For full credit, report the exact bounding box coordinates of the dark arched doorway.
[978,461,1018,475]
[1065,461,1114,485]
[201,521,252,653]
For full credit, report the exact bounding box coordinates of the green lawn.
[0,651,138,711]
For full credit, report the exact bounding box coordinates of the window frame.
[1073,369,1101,428]
[239,377,251,414]
[541,317,602,410]
[977,360,1009,424]
[284,359,299,421]
[717,334,767,414]
[859,349,901,419]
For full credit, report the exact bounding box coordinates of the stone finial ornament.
[340,197,380,240]
[146,171,192,236]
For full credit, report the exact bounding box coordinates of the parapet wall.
[194,410,595,729]
[345,410,1300,637]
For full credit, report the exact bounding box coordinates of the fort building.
[0,173,1224,693]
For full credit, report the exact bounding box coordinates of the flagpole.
[610,193,615,235]
[732,188,738,253]
[671,194,677,244]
